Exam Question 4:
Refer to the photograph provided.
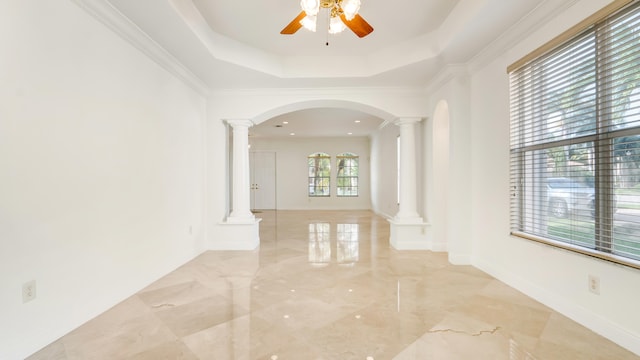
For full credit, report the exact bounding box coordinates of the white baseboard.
[474,258,640,356]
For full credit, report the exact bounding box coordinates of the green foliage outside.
[548,217,640,259]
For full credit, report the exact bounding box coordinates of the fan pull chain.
[326,14,330,46]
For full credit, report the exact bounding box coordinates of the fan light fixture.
[281,0,372,38]
[300,0,320,16]
[329,16,346,34]
[299,0,360,34]
[301,14,318,32]
[341,0,360,20]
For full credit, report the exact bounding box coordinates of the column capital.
[226,119,254,128]
[393,117,423,126]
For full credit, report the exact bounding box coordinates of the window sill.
[511,231,640,271]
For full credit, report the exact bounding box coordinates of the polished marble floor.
[29,210,638,359]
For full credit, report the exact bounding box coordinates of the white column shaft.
[228,120,254,222]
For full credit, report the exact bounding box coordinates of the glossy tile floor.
[29,210,638,359]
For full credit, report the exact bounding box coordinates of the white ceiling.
[102,0,564,137]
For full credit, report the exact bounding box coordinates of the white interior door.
[250,151,276,210]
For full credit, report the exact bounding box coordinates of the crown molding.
[71,0,209,96]
[422,1,581,98]
[468,0,580,74]
[210,86,428,98]
[424,64,469,96]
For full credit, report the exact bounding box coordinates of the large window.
[509,1,640,268]
[336,153,359,197]
[308,152,331,197]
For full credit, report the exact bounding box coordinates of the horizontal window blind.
[510,1,640,268]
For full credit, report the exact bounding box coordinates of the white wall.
[424,101,450,252]
[249,137,372,210]
[433,0,640,354]
[0,1,207,359]
[370,124,400,219]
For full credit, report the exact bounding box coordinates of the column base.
[388,218,431,250]
[211,218,261,250]
[392,214,424,224]
[226,213,255,223]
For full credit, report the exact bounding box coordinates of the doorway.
[250,151,276,210]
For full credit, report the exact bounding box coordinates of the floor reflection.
[337,223,359,265]
[308,223,331,266]
[27,210,640,360]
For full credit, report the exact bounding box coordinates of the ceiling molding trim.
[424,64,469,96]
[71,0,209,96]
[211,86,428,98]
[467,0,580,74]
[170,0,285,78]
[170,0,462,80]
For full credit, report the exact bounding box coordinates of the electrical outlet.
[588,274,600,295]
[22,280,36,303]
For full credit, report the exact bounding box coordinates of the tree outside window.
[308,152,331,197]
[337,153,359,197]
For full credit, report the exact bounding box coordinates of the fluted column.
[394,117,423,223]
[227,119,254,223]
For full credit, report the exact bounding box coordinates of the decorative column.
[227,119,255,223]
[217,119,260,251]
[389,117,430,250]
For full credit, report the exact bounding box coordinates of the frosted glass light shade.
[300,0,320,16]
[341,0,360,20]
[300,15,317,32]
[329,16,346,34]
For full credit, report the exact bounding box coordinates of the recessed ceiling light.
[290,132,295,136]
[355,120,361,123]
[348,132,353,135]
[283,121,289,124]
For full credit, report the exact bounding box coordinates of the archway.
[212,92,428,250]
[245,100,390,212]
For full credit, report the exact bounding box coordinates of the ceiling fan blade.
[281,11,307,35]
[340,13,374,38]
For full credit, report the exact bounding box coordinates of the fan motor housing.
[320,0,336,9]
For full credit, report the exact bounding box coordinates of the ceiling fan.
[280,0,374,38]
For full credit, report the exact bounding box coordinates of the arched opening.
[218,97,427,249]
[242,100,391,212]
